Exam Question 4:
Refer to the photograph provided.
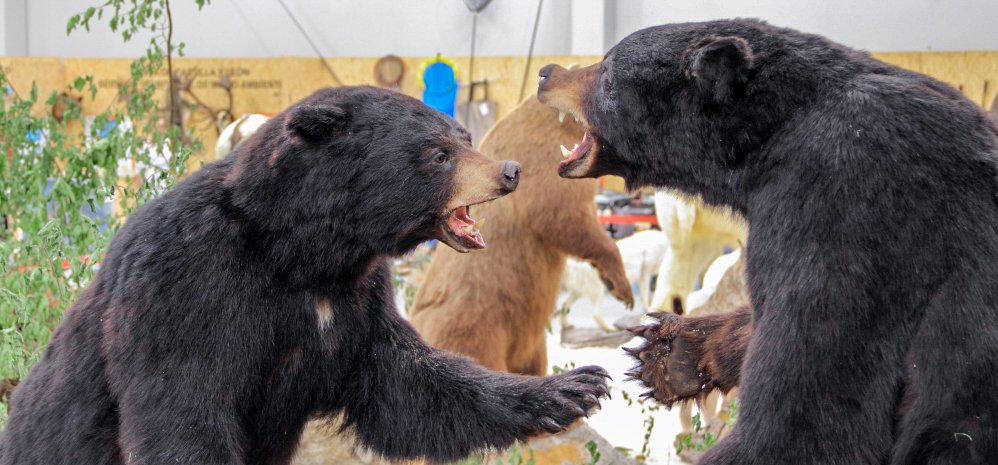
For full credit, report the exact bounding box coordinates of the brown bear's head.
[228,87,520,265]
[536,20,815,207]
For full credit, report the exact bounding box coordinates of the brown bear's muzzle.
[537,63,602,179]
[437,153,520,253]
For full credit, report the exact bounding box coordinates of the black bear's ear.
[286,104,348,140]
[685,36,754,104]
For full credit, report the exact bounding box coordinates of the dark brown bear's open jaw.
[558,129,596,177]
[548,102,601,178]
[537,62,602,178]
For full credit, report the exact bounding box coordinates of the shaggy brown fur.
[626,306,751,405]
[410,97,633,375]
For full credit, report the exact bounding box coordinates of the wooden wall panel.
[3,52,998,171]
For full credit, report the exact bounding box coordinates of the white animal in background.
[673,249,747,457]
[684,248,742,314]
[215,114,270,160]
[560,229,669,331]
[650,191,746,315]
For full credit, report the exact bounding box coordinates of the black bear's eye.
[432,152,450,164]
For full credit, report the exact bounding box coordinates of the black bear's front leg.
[340,307,609,463]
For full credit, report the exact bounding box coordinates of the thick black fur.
[0,86,609,465]
[560,20,998,465]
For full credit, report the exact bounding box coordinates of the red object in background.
[597,214,658,226]
[15,255,98,274]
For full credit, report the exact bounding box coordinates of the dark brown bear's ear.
[286,104,347,140]
[686,36,753,104]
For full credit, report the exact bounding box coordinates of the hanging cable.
[226,0,275,55]
[277,0,343,86]
[518,0,545,102]
[464,12,479,126]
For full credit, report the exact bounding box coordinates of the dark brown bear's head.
[536,20,817,207]
[228,87,520,265]
[537,22,757,181]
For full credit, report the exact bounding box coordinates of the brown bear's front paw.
[624,313,706,406]
[601,271,635,309]
[529,365,611,434]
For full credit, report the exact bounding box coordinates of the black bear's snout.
[501,161,521,191]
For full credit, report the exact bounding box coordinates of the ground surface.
[549,293,691,465]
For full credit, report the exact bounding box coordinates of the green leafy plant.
[671,399,739,456]
[726,399,739,427]
[0,0,208,428]
[391,243,435,314]
[550,360,576,375]
[616,388,661,461]
[454,444,535,465]
[675,412,722,455]
[584,439,601,465]
[641,412,657,458]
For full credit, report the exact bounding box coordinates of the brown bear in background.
[410,96,634,375]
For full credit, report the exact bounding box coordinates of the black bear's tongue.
[446,205,485,249]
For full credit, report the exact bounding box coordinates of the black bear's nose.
[501,161,521,191]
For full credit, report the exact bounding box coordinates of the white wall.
[1,0,28,55]
[614,0,998,52]
[3,0,998,58]
[13,0,573,57]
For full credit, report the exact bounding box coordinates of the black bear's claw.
[525,365,611,433]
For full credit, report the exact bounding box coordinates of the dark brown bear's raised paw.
[624,313,708,406]
[624,307,752,407]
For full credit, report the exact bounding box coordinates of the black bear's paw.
[526,365,611,434]
[624,312,708,407]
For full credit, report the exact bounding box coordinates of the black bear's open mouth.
[439,204,486,252]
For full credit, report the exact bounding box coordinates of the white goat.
[649,191,746,315]
[560,230,668,331]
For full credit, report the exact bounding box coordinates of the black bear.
[0,86,610,465]
[538,19,998,465]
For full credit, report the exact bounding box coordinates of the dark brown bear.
[538,19,998,465]
[0,87,610,465]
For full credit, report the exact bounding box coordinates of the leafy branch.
[0,0,209,428]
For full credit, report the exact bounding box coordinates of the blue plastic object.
[422,61,458,117]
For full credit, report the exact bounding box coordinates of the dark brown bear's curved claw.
[622,306,752,407]
[623,317,710,407]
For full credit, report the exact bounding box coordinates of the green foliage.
[454,445,535,465]
[641,412,657,458]
[0,0,208,428]
[391,243,434,314]
[550,360,576,375]
[671,400,740,456]
[726,399,739,427]
[584,439,601,465]
[675,412,720,455]
[616,388,661,460]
